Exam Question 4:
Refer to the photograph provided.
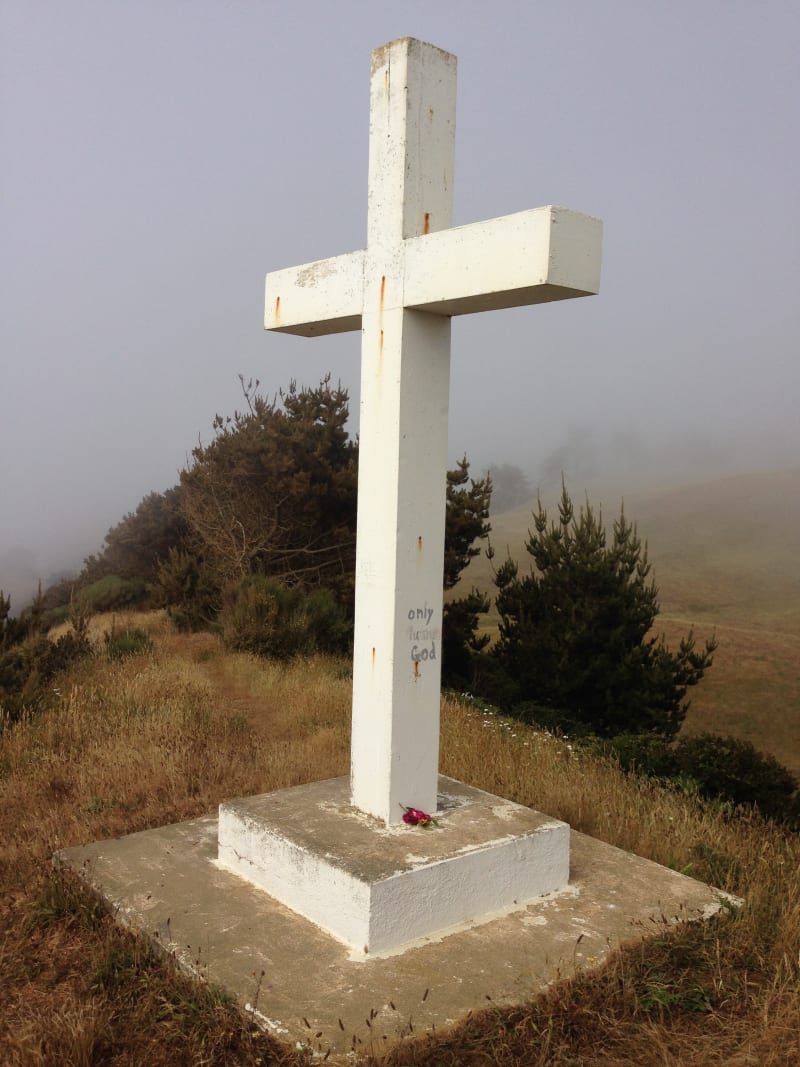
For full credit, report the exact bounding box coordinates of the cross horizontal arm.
[265,250,365,336]
[403,207,602,316]
[264,208,601,339]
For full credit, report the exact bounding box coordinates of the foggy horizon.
[2,420,794,612]
[2,1,798,609]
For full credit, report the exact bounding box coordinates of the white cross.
[264,37,601,825]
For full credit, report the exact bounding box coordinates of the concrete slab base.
[218,776,570,955]
[57,793,731,1058]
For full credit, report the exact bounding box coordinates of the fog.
[2,1,798,608]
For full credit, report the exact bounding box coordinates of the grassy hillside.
[1,612,799,1064]
[462,466,800,774]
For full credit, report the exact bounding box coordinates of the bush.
[673,733,798,822]
[82,575,148,613]
[220,575,352,660]
[181,378,358,598]
[510,701,598,739]
[598,732,679,777]
[104,627,153,660]
[157,548,220,632]
[48,630,93,673]
[593,730,799,825]
[0,630,92,724]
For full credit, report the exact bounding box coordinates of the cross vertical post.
[350,40,457,823]
[264,37,602,826]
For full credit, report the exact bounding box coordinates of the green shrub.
[82,575,148,613]
[673,733,798,822]
[43,603,71,627]
[511,701,598,738]
[598,732,679,777]
[591,730,798,825]
[157,548,220,632]
[220,575,351,660]
[104,627,153,660]
[48,630,93,673]
[0,630,92,724]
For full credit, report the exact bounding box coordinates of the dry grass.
[659,618,800,773]
[1,613,799,1064]
[0,617,350,1067]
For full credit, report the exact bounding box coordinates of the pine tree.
[90,488,190,582]
[491,483,716,738]
[441,459,492,687]
[443,458,491,591]
[179,376,358,601]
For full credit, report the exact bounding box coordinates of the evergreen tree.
[0,591,91,725]
[485,462,530,513]
[440,459,492,687]
[156,547,221,631]
[443,458,491,591]
[491,483,716,738]
[88,487,190,583]
[179,376,358,602]
[0,590,11,646]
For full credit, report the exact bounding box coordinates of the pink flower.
[400,805,435,827]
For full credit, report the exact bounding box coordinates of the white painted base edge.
[217,776,570,956]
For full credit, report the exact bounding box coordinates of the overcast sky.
[2,0,799,602]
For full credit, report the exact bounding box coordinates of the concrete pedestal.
[57,810,733,1057]
[217,775,569,956]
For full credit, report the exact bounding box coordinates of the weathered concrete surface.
[218,776,570,954]
[57,807,730,1059]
